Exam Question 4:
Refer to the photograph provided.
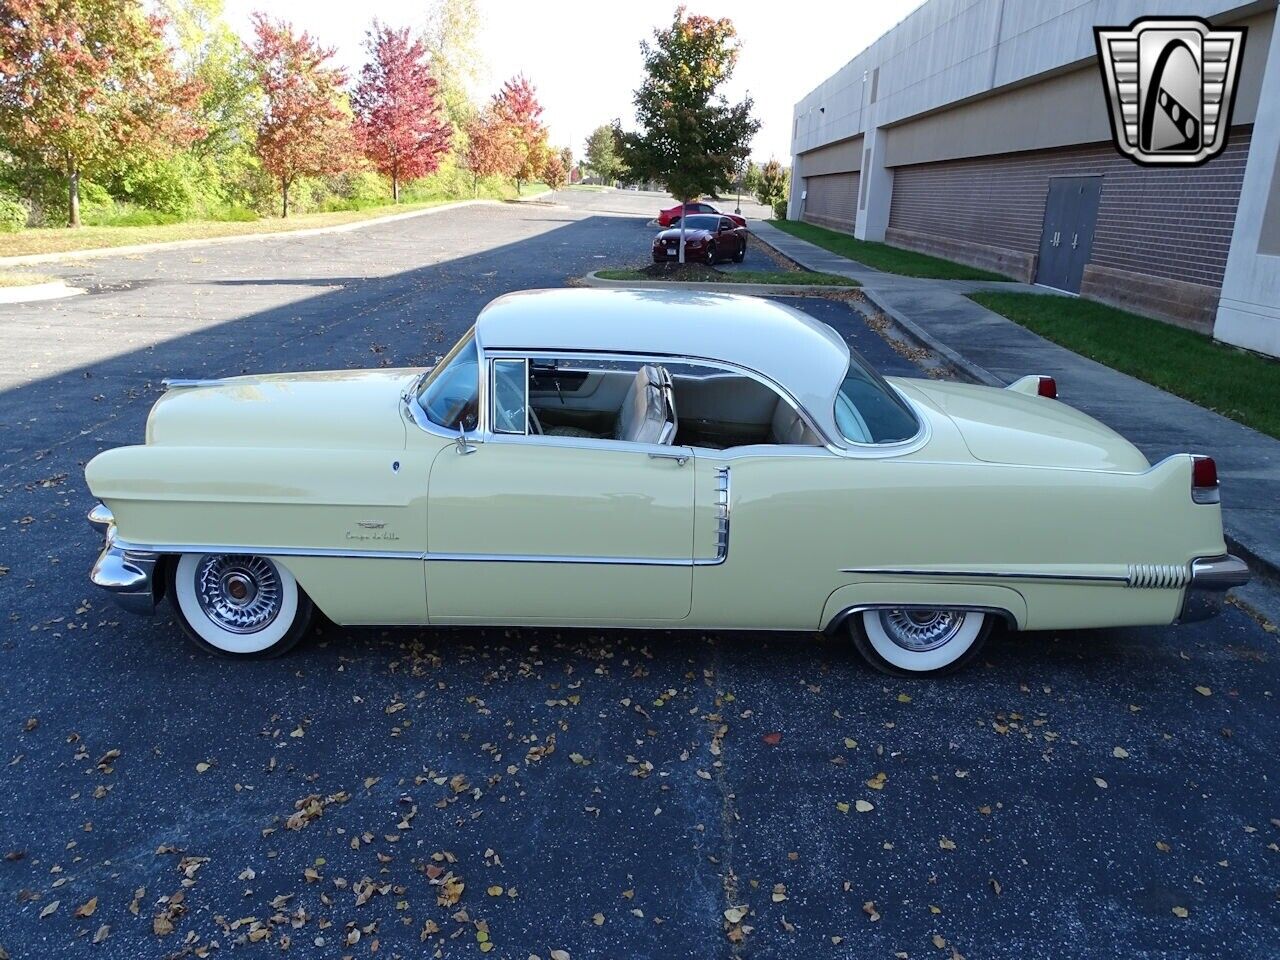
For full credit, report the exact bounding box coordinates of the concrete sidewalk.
[753,221,1280,589]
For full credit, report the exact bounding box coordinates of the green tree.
[583,123,624,185]
[0,0,204,227]
[616,7,758,262]
[423,0,481,135]
[754,158,789,213]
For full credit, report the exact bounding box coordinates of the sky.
[221,0,925,163]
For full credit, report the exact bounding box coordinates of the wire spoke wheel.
[879,608,966,652]
[194,555,283,634]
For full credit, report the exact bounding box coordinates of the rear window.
[834,356,920,444]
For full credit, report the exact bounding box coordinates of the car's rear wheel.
[170,553,314,658]
[849,608,992,677]
[733,242,746,263]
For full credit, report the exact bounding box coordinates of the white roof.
[474,288,852,438]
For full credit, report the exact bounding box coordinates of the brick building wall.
[802,172,860,231]
[887,131,1252,290]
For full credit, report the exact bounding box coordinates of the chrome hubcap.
[879,608,965,652]
[195,555,282,634]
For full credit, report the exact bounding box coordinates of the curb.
[0,279,86,303]
[582,270,859,298]
[0,198,496,268]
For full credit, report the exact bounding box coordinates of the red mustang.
[652,214,748,265]
[657,201,746,227]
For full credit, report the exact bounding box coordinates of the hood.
[655,227,712,242]
[146,369,415,450]
[899,379,1150,472]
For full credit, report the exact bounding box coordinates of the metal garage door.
[803,173,859,231]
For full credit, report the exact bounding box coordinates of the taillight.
[1191,455,1219,504]
[1036,376,1057,399]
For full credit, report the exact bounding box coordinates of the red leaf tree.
[352,21,451,203]
[0,0,203,227]
[492,75,548,194]
[541,152,566,192]
[463,108,518,196]
[246,13,353,217]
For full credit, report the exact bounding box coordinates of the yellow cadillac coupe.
[84,288,1249,675]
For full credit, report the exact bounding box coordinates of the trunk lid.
[899,379,1150,472]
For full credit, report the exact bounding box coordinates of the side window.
[491,358,528,434]
[719,217,733,231]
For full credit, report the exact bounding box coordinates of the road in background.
[0,189,1276,960]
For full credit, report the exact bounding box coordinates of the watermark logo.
[1094,17,1245,166]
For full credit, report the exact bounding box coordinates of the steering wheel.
[494,374,542,435]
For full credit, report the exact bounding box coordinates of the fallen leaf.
[1195,686,1212,697]
[863,900,880,921]
[93,924,110,943]
[487,885,504,896]
[1094,777,1108,789]
[723,906,749,924]
[550,950,571,960]
[836,801,850,814]
[40,900,60,919]
[939,837,956,850]
[762,732,782,746]
[1112,747,1130,759]
[195,762,211,773]
[1172,906,1189,918]
[866,772,887,791]
[74,897,98,917]
[896,693,912,703]
[592,912,605,925]
[855,800,874,813]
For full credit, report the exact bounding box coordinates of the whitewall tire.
[170,554,314,658]
[850,608,993,677]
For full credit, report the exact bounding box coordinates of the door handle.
[648,451,689,465]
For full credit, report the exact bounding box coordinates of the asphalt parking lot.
[1,190,1277,959]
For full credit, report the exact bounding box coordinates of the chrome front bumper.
[1178,554,1251,623]
[88,503,160,615]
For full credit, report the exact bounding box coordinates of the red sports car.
[657,201,746,227]
[652,214,748,265]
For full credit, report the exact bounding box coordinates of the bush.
[0,193,28,232]
[772,198,787,220]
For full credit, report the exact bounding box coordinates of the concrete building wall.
[790,0,1280,355]
[887,133,1252,328]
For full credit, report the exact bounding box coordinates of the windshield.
[417,331,479,431]
[672,215,719,231]
[834,356,920,444]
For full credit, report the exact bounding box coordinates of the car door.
[718,217,742,256]
[424,357,696,624]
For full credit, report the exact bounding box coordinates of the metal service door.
[1036,176,1102,293]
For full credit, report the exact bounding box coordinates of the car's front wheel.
[705,243,717,265]
[170,554,314,658]
[849,608,992,677]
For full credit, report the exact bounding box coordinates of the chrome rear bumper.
[1178,554,1250,623]
[88,503,159,615]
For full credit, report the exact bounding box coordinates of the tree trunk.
[516,178,523,196]
[392,175,399,204]
[281,177,289,218]
[473,172,478,198]
[67,165,81,229]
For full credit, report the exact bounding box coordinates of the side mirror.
[455,424,477,455]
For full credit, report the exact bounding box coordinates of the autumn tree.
[754,158,789,214]
[616,7,758,261]
[583,124,624,186]
[542,151,566,192]
[246,13,353,217]
[463,108,517,196]
[353,21,451,202]
[492,75,547,195]
[0,0,203,227]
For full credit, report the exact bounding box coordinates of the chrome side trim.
[838,567,1130,584]
[1126,563,1190,589]
[824,603,1019,635]
[102,468,735,569]
[1178,554,1250,623]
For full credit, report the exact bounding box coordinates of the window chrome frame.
[405,332,932,460]
[489,356,529,435]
